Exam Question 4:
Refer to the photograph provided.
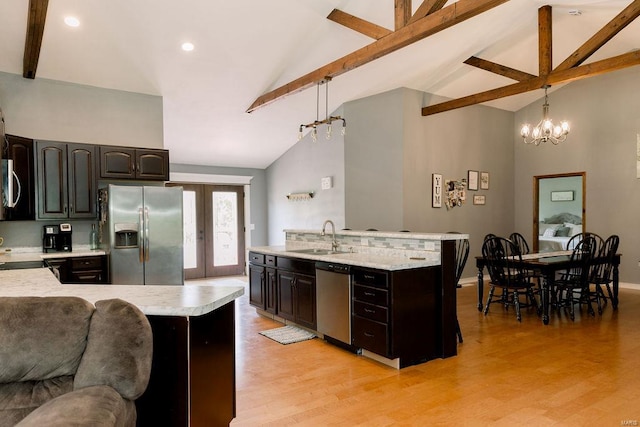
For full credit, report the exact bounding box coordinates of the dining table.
[475,250,622,324]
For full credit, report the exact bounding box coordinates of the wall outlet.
[321,176,333,190]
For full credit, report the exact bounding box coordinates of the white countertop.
[0,247,107,263]
[249,245,441,270]
[0,268,244,317]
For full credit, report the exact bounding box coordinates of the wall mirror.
[533,172,586,252]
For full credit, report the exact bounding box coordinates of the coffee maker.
[42,223,72,252]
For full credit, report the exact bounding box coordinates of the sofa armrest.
[15,385,136,427]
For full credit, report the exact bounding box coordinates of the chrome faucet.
[321,220,338,252]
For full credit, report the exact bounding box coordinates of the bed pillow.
[564,223,582,236]
[542,228,556,237]
[539,223,560,236]
[555,226,570,237]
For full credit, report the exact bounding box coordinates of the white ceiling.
[0,1,637,169]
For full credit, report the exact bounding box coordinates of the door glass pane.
[183,190,197,269]
[212,191,238,266]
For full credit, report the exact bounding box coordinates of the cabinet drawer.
[248,252,265,264]
[69,256,103,270]
[352,315,388,356]
[353,300,388,323]
[265,255,276,266]
[353,284,388,306]
[68,270,103,283]
[353,269,387,289]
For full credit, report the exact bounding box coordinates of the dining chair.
[482,236,539,322]
[553,235,597,321]
[509,232,530,255]
[566,232,603,252]
[588,234,620,313]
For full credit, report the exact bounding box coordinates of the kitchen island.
[249,229,466,368]
[0,267,244,427]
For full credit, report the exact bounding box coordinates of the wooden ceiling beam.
[23,0,49,79]
[395,0,412,30]
[421,50,640,116]
[464,56,536,82]
[538,5,552,77]
[327,9,391,40]
[554,0,640,71]
[247,0,510,113]
[408,0,448,24]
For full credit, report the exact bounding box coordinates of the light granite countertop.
[248,245,441,270]
[0,268,244,317]
[0,247,107,263]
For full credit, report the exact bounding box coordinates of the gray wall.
[0,71,164,250]
[265,106,346,245]
[0,71,163,148]
[170,163,268,247]
[514,66,640,283]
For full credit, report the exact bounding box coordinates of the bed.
[538,212,582,252]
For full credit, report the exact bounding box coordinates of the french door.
[170,183,245,279]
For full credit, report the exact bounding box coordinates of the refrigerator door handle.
[139,208,144,263]
[144,207,150,262]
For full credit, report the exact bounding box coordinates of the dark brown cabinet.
[35,141,97,219]
[99,146,169,181]
[351,266,440,368]
[45,255,108,284]
[3,135,35,220]
[276,257,316,330]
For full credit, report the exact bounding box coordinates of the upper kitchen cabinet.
[35,141,97,219]
[99,146,169,181]
[3,135,36,220]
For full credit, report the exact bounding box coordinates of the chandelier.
[520,86,570,145]
[298,77,346,142]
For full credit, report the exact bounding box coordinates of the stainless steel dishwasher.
[315,261,351,346]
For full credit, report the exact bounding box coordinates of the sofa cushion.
[74,299,153,400]
[15,385,136,427]
[0,376,73,427]
[0,297,94,383]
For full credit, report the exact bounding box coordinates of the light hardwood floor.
[199,278,640,426]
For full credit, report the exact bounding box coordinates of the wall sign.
[432,173,442,208]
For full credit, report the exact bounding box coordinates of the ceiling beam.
[421,50,640,116]
[554,0,640,71]
[464,57,536,82]
[408,0,448,25]
[395,0,412,30]
[23,0,49,79]
[327,9,391,40]
[246,0,510,113]
[538,5,552,77]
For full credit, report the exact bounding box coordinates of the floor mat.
[259,325,316,345]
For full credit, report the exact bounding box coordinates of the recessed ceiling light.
[181,42,195,52]
[64,16,80,27]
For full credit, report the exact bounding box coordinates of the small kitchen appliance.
[42,223,72,252]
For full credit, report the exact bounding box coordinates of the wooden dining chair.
[453,238,469,343]
[553,236,597,320]
[482,236,539,322]
[588,234,620,313]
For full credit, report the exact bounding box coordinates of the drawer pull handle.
[364,274,375,280]
[364,332,375,338]
[364,308,375,313]
[364,291,375,297]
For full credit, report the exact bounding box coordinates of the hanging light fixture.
[298,77,346,142]
[520,85,570,145]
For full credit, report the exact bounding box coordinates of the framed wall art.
[473,195,486,205]
[480,171,490,190]
[468,170,479,191]
[432,173,442,208]
[550,190,574,201]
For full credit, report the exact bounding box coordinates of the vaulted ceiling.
[0,1,638,169]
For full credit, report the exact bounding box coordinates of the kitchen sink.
[288,248,350,255]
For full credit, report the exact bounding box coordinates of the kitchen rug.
[259,325,316,345]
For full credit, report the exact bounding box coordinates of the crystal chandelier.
[298,77,346,143]
[520,86,570,145]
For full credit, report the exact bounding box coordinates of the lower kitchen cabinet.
[248,253,277,314]
[44,255,108,284]
[276,270,316,330]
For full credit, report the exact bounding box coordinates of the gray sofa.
[0,296,153,427]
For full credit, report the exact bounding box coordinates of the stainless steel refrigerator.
[102,184,184,285]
